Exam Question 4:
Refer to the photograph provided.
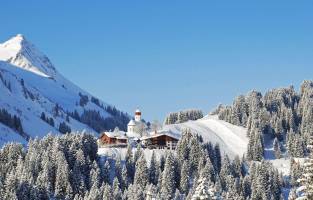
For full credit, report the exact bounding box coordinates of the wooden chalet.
[141,130,179,150]
[99,131,128,147]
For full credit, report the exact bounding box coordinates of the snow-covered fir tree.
[296,136,313,199]
[160,153,176,200]
[290,158,302,187]
[288,188,297,200]
[180,160,190,195]
[191,177,221,200]
[125,143,135,183]
[273,137,282,159]
[149,150,159,185]
[134,154,148,188]
[164,109,204,125]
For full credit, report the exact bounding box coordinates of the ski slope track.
[164,115,248,158]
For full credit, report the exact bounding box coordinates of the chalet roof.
[102,130,140,140]
[104,131,127,138]
[141,130,180,141]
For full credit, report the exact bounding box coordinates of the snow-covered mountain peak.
[0,34,57,78]
[1,34,25,51]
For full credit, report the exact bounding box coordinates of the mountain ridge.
[0,34,130,146]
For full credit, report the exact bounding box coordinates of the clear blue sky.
[1,1,313,121]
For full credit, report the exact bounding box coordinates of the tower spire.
[135,108,141,122]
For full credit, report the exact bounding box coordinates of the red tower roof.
[135,108,141,115]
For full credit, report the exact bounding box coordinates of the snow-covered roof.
[102,130,141,140]
[135,108,141,113]
[104,131,127,138]
[128,119,136,126]
[141,130,180,140]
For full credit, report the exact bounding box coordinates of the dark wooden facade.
[142,134,178,150]
[149,135,176,145]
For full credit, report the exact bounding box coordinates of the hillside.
[0,34,130,145]
[163,115,248,157]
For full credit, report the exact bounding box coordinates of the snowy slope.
[163,115,248,157]
[0,34,129,146]
[0,123,26,147]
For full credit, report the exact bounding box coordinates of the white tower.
[135,108,141,122]
[127,120,136,133]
